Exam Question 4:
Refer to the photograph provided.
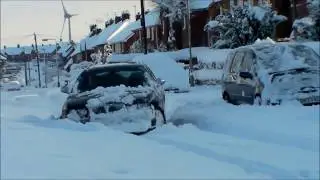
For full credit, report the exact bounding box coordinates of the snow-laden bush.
[152,0,187,50]
[291,0,320,41]
[204,4,287,49]
[90,44,113,64]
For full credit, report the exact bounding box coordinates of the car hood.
[67,85,154,108]
[267,68,320,101]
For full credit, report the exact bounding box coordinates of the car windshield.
[253,44,320,72]
[270,68,320,94]
[77,65,150,92]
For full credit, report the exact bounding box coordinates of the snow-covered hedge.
[291,0,320,41]
[204,4,287,49]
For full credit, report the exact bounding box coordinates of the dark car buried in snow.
[60,63,166,135]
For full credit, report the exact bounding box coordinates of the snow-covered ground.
[1,86,319,179]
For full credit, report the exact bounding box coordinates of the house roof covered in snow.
[70,43,81,57]
[107,8,160,44]
[1,44,58,56]
[79,21,125,51]
[107,20,137,44]
[190,0,215,11]
[0,54,7,60]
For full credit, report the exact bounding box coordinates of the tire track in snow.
[145,125,318,179]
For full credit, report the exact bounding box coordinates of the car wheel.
[223,92,231,103]
[254,95,262,106]
[151,105,166,128]
[154,109,166,126]
[68,108,90,124]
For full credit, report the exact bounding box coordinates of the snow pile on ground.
[1,86,319,179]
[133,53,190,91]
[110,47,231,86]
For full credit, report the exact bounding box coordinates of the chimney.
[105,21,110,28]
[109,18,115,24]
[90,24,97,32]
[136,12,141,21]
[121,11,130,21]
[115,16,122,24]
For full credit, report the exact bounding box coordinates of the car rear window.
[77,66,150,92]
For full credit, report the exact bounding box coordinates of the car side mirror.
[60,80,70,94]
[156,78,166,85]
[239,72,253,80]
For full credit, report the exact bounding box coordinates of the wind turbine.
[60,0,78,42]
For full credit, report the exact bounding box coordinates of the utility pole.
[140,0,148,54]
[133,5,137,16]
[43,51,48,88]
[187,0,194,87]
[34,33,41,88]
[23,52,28,86]
[28,55,31,83]
[290,0,297,20]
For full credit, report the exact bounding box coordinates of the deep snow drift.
[1,86,319,179]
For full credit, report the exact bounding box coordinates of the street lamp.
[42,38,60,87]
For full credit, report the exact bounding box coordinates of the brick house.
[131,10,163,51]
[159,0,212,50]
[271,0,308,38]
[108,9,161,54]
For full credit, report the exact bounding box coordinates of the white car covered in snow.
[0,80,22,91]
[221,42,320,106]
[132,53,190,92]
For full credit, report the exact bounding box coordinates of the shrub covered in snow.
[204,4,287,49]
[129,40,156,53]
[291,0,320,41]
[152,0,188,50]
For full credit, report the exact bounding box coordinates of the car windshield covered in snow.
[77,64,155,92]
[252,43,320,72]
[270,68,320,95]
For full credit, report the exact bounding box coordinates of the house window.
[147,28,151,39]
[115,43,122,53]
[151,27,154,41]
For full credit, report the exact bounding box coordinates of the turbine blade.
[60,18,66,40]
[70,13,79,17]
[61,0,67,14]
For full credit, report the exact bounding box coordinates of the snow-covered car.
[221,42,320,106]
[60,63,166,135]
[133,53,190,92]
[0,80,22,91]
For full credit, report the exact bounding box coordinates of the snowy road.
[1,86,319,179]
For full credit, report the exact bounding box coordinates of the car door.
[237,50,256,102]
[225,50,246,99]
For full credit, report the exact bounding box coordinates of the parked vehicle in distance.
[221,42,320,106]
[60,63,166,135]
[0,80,22,91]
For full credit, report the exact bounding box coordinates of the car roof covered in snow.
[235,42,320,73]
[87,63,145,72]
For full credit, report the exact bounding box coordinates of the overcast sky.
[1,0,154,47]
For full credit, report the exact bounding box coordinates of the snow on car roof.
[88,62,142,71]
[237,42,320,73]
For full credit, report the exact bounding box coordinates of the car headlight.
[61,103,68,118]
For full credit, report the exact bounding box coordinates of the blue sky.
[1,0,154,47]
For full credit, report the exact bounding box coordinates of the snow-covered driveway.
[1,87,319,179]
